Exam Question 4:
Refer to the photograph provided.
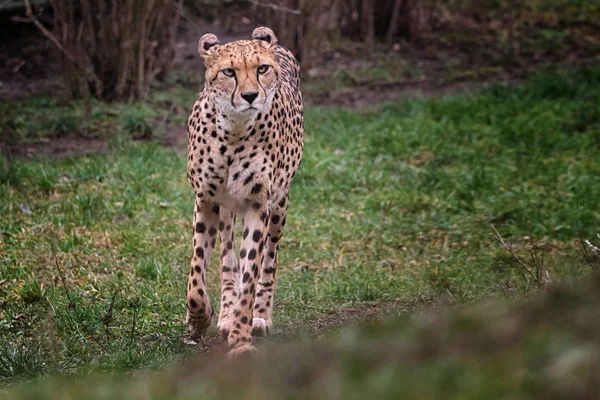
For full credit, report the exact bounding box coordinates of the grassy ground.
[0,85,196,147]
[0,65,599,391]
[4,277,600,399]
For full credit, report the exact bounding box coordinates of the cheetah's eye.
[257,65,270,74]
[222,68,235,77]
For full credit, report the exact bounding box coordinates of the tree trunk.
[51,0,182,101]
[386,0,403,45]
[361,0,374,46]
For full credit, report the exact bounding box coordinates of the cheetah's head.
[199,27,280,119]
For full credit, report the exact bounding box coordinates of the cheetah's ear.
[198,33,220,58]
[252,27,278,48]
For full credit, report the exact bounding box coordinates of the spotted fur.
[185,27,303,356]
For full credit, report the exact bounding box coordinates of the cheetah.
[185,27,304,356]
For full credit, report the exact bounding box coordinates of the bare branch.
[490,224,551,288]
[22,0,102,96]
[247,0,301,15]
[491,224,536,281]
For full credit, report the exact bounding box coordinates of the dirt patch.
[191,301,397,356]
[280,302,394,338]
[307,79,488,108]
[5,126,187,159]
[6,136,109,159]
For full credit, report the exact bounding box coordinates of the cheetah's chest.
[189,142,275,213]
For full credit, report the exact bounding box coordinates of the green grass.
[0,65,599,390]
[301,57,425,95]
[0,86,196,145]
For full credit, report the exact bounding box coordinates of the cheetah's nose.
[241,91,259,105]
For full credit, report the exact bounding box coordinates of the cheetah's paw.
[217,314,236,342]
[186,308,213,339]
[251,317,271,337]
[227,344,257,358]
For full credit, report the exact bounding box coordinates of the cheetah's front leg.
[216,208,240,339]
[226,207,269,356]
[252,199,288,336]
[186,200,220,338]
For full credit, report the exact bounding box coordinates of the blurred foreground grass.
[4,277,600,399]
[0,65,599,389]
